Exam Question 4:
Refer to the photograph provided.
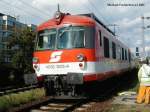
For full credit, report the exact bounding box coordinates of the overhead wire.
[80,0,93,13]
[0,2,12,14]
[0,0,46,21]
[0,0,111,26]
[18,0,50,18]
[86,0,110,24]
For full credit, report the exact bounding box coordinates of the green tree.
[9,27,36,74]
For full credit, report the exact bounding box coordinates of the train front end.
[33,11,96,95]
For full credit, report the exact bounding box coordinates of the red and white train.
[33,10,135,95]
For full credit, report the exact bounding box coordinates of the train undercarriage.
[43,75,84,96]
[41,68,137,97]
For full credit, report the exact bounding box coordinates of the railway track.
[9,96,89,112]
[31,98,88,112]
[23,76,122,112]
[0,84,38,96]
[29,96,111,112]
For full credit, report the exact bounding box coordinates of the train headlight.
[33,57,39,63]
[77,54,85,62]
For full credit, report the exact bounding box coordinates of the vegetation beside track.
[0,28,36,87]
[0,88,45,111]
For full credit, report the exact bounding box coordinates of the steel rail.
[0,84,38,96]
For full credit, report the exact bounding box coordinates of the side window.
[117,45,121,60]
[99,31,102,46]
[125,49,127,60]
[122,48,124,60]
[104,37,109,58]
[112,42,116,59]
[128,50,131,62]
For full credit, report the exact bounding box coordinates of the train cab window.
[104,37,110,58]
[99,31,102,46]
[122,48,124,60]
[37,29,56,50]
[36,26,95,50]
[57,26,95,49]
[125,49,127,60]
[58,26,84,49]
[112,42,116,59]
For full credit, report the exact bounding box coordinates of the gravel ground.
[74,94,150,112]
[73,99,112,112]
[108,104,150,112]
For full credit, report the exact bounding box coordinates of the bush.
[0,88,45,110]
[0,64,24,87]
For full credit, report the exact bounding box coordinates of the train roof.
[81,14,130,49]
[37,14,95,31]
[78,13,115,36]
[37,12,115,36]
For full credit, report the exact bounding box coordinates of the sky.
[0,0,150,56]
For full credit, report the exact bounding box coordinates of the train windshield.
[37,29,56,50]
[57,26,85,49]
[36,26,95,50]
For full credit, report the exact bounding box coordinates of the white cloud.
[145,46,150,52]
[32,0,88,9]
[115,17,141,28]
[145,34,150,41]
[135,39,142,45]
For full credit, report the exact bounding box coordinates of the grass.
[0,88,45,111]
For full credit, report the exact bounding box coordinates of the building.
[136,47,140,57]
[28,24,37,31]
[0,13,4,62]
[0,15,3,42]
[0,13,36,63]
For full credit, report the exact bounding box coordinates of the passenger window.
[99,31,102,46]
[125,49,127,60]
[112,42,116,59]
[104,37,109,58]
[122,48,124,60]
[118,45,121,60]
[128,50,131,62]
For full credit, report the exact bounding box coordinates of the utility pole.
[141,16,145,58]
[141,16,150,58]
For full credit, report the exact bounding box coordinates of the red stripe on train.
[33,49,96,63]
[83,69,128,82]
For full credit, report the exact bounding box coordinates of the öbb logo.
[49,51,63,62]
